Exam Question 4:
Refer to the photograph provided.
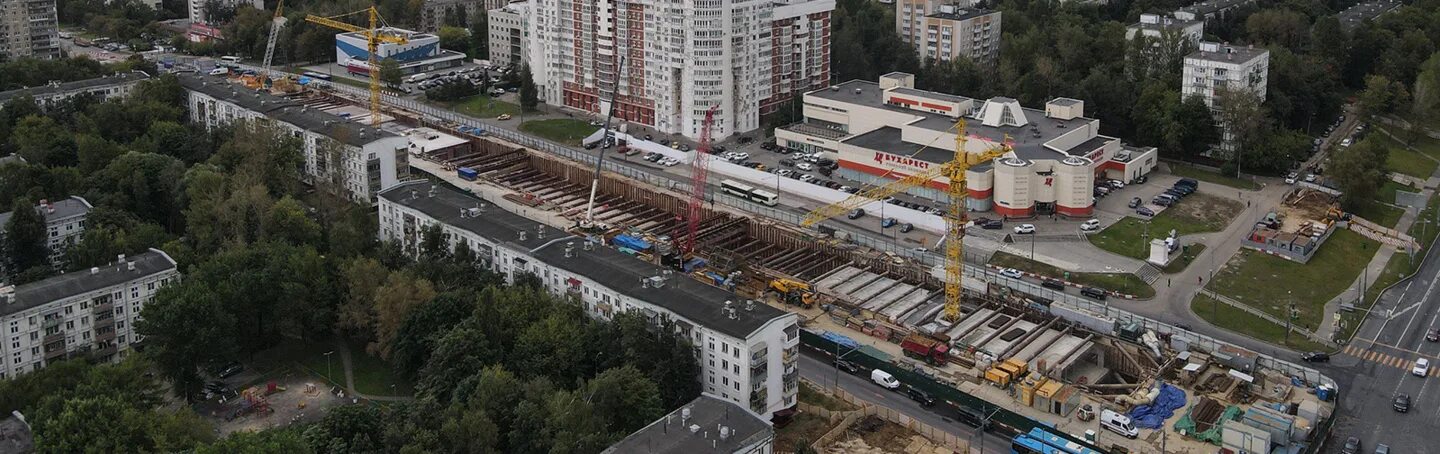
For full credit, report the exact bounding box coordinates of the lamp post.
[832,342,858,392]
[323,350,334,382]
[977,406,1000,454]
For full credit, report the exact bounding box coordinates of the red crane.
[683,106,720,254]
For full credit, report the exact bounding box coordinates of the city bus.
[301,71,332,81]
[720,179,778,206]
[1011,427,1101,454]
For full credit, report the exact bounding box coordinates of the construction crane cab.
[769,278,816,308]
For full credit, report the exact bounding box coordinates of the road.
[797,350,1015,453]
[1323,228,1440,454]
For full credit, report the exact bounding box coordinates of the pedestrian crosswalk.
[1342,344,1436,376]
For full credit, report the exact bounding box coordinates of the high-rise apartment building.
[895,0,1000,65]
[0,0,60,60]
[1182,41,1269,109]
[487,1,529,68]
[527,0,834,140]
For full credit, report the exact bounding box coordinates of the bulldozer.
[769,279,816,308]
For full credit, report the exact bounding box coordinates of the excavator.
[769,279,816,308]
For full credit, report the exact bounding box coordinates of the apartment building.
[1182,41,1269,109]
[188,0,262,25]
[0,249,179,380]
[603,393,775,454]
[526,0,834,141]
[1339,0,1402,32]
[762,0,833,116]
[0,0,60,60]
[487,1,529,68]
[0,196,93,278]
[0,71,150,110]
[776,72,1156,217]
[1125,13,1203,45]
[1173,0,1256,22]
[418,0,509,33]
[378,181,801,417]
[895,0,1000,65]
[177,74,410,204]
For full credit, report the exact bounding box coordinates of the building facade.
[378,181,801,417]
[418,0,508,33]
[178,74,411,204]
[1125,13,1203,44]
[0,71,150,110]
[603,393,775,454]
[761,0,833,116]
[896,0,1000,65]
[335,27,468,75]
[775,72,1156,217]
[487,1,529,68]
[0,249,179,380]
[0,196,92,279]
[1181,41,1269,109]
[188,0,262,26]
[0,0,60,60]
[527,0,835,141]
[1172,0,1256,22]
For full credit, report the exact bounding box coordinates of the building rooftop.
[0,71,150,104]
[1127,14,1203,32]
[1186,42,1269,64]
[0,154,24,166]
[176,73,395,147]
[1176,0,1255,17]
[2,249,176,317]
[891,86,968,104]
[602,394,773,454]
[403,127,470,154]
[0,196,92,229]
[532,236,791,340]
[378,180,562,252]
[926,7,996,22]
[1338,0,1401,31]
[338,26,436,41]
[0,413,33,454]
[813,80,1113,162]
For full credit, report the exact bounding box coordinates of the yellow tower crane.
[305,7,407,126]
[800,119,1012,321]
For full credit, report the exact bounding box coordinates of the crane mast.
[305,7,407,126]
[684,105,720,254]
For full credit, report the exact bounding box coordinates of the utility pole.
[324,350,334,382]
[977,407,1000,454]
[1285,293,1295,345]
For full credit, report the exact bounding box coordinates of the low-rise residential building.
[776,72,1155,217]
[177,73,410,204]
[378,181,801,417]
[0,196,92,278]
[418,0,508,33]
[1172,0,1256,22]
[0,71,150,110]
[896,0,1001,65]
[1125,13,1203,45]
[0,249,179,380]
[1182,42,1269,109]
[188,0,261,25]
[487,1,529,69]
[602,393,775,454]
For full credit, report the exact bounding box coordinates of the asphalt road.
[1323,228,1440,454]
[797,350,1016,452]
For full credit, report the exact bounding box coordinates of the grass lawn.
[1088,193,1242,264]
[289,339,414,397]
[1191,295,1331,353]
[990,252,1156,298]
[1206,229,1378,330]
[1162,243,1206,274]
[1349,200,1405,228]
[446,96,520,118]
[1169,164,1261,191]
[1409,191,1440,247]
[520,119,597,146]
[1383,143,1439,179]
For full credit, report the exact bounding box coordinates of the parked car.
[978,219,1002,229]
[1394,394,1411,412]
[796,162,815,171]
[1099,409,1138,439]
[835,359,860,374]
[779,159,796,167]
[905,386,936,407]
[1341,436,1360,454]
[1080,219,1101,231]
[217,362,244,378]
[847,208,865,219]
[871,369,900,390]
[1128,197,1142,208]
[999,268,1024,279]
[1285,172,1298,184]
[1080,287,1107,300]
[1108,180,1124,189]
[1301,352,1330,362]
[1041,279,1065,290]
[881,217,897,228]
[496,114,512,120]
[1013,224,1036,234]
[1136,206,1155,217]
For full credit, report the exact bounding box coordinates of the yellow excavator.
[769,279,816,308]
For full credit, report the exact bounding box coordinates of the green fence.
[800,329,1108,453]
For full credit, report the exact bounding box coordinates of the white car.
[1304,174,1318,183]
[660,158,679,167]
[1341,138,1353,147]
[1014,224,1036,234]
[1080,219,1101,231]
[796,162,815,171]
[1414,358,1430,377]
[799,174,816,182]
[732,152,750,161]
[1108,180,1124,189]
[1285,172,1298,184]
[999,268,1024,279]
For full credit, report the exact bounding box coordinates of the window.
[734,382,740,391]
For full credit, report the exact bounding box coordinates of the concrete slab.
[815,265,862,290]
[833,271,882,294]
[1012,329,1065,363]
[865,283,923,312]
[852,277,901,303]
[884,292,941,322]
[979,320,1038,357]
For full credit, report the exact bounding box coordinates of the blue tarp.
[612,234,651,251]
[822,331,860,350]
[1128,384,1186,429]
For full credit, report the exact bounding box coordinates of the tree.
[438,26,471,54]
[12,116,77,167]
[1244,9,1307,49]
[1410,53,1440,125]
[584,366,663,433]
[519,64,538,112]
[337,257,389,339]
[425,78,480,102]
[1359,74,1401,117]
[370,272,438,360]
[263,196,322,247]
[136,283,239,402]
[379,57,403,87]
[88,151,187,231]
[1171,95,1222,159]
[75,134,123,174]
[391,291,473,378]
[470,12,489,60]
[1213,87,1269,159]
[4,197,48,277]
[1330,139,1390,210]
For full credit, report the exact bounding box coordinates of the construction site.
[182,9,1340,448]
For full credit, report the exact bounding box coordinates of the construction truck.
[769,279,816,308]
[900,332,951,366]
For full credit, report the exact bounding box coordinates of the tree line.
[1,57,700,453]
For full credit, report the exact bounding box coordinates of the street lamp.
[977,406,1000,454]
[323,351,334,383]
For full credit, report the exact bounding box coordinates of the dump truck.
[900,333,950,366]
[769,279,816,308]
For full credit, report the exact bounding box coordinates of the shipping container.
[458,167,478,181]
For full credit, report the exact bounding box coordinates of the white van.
[406,72,430,84]
[870,369,900,390]
[220,56,242,63]
[1099,409,1139,438]
[208,67,229,76]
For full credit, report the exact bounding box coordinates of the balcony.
[782,346,797,363]
[96,329,116,343]
[42,318,60,329]
[750,348,768,367]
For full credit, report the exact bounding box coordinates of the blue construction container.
[458,167,478,181]
[612,234,651,251]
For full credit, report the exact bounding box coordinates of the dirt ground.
[196,370,353,436]
[775,413,837,451]
[1279,189,1338,232]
